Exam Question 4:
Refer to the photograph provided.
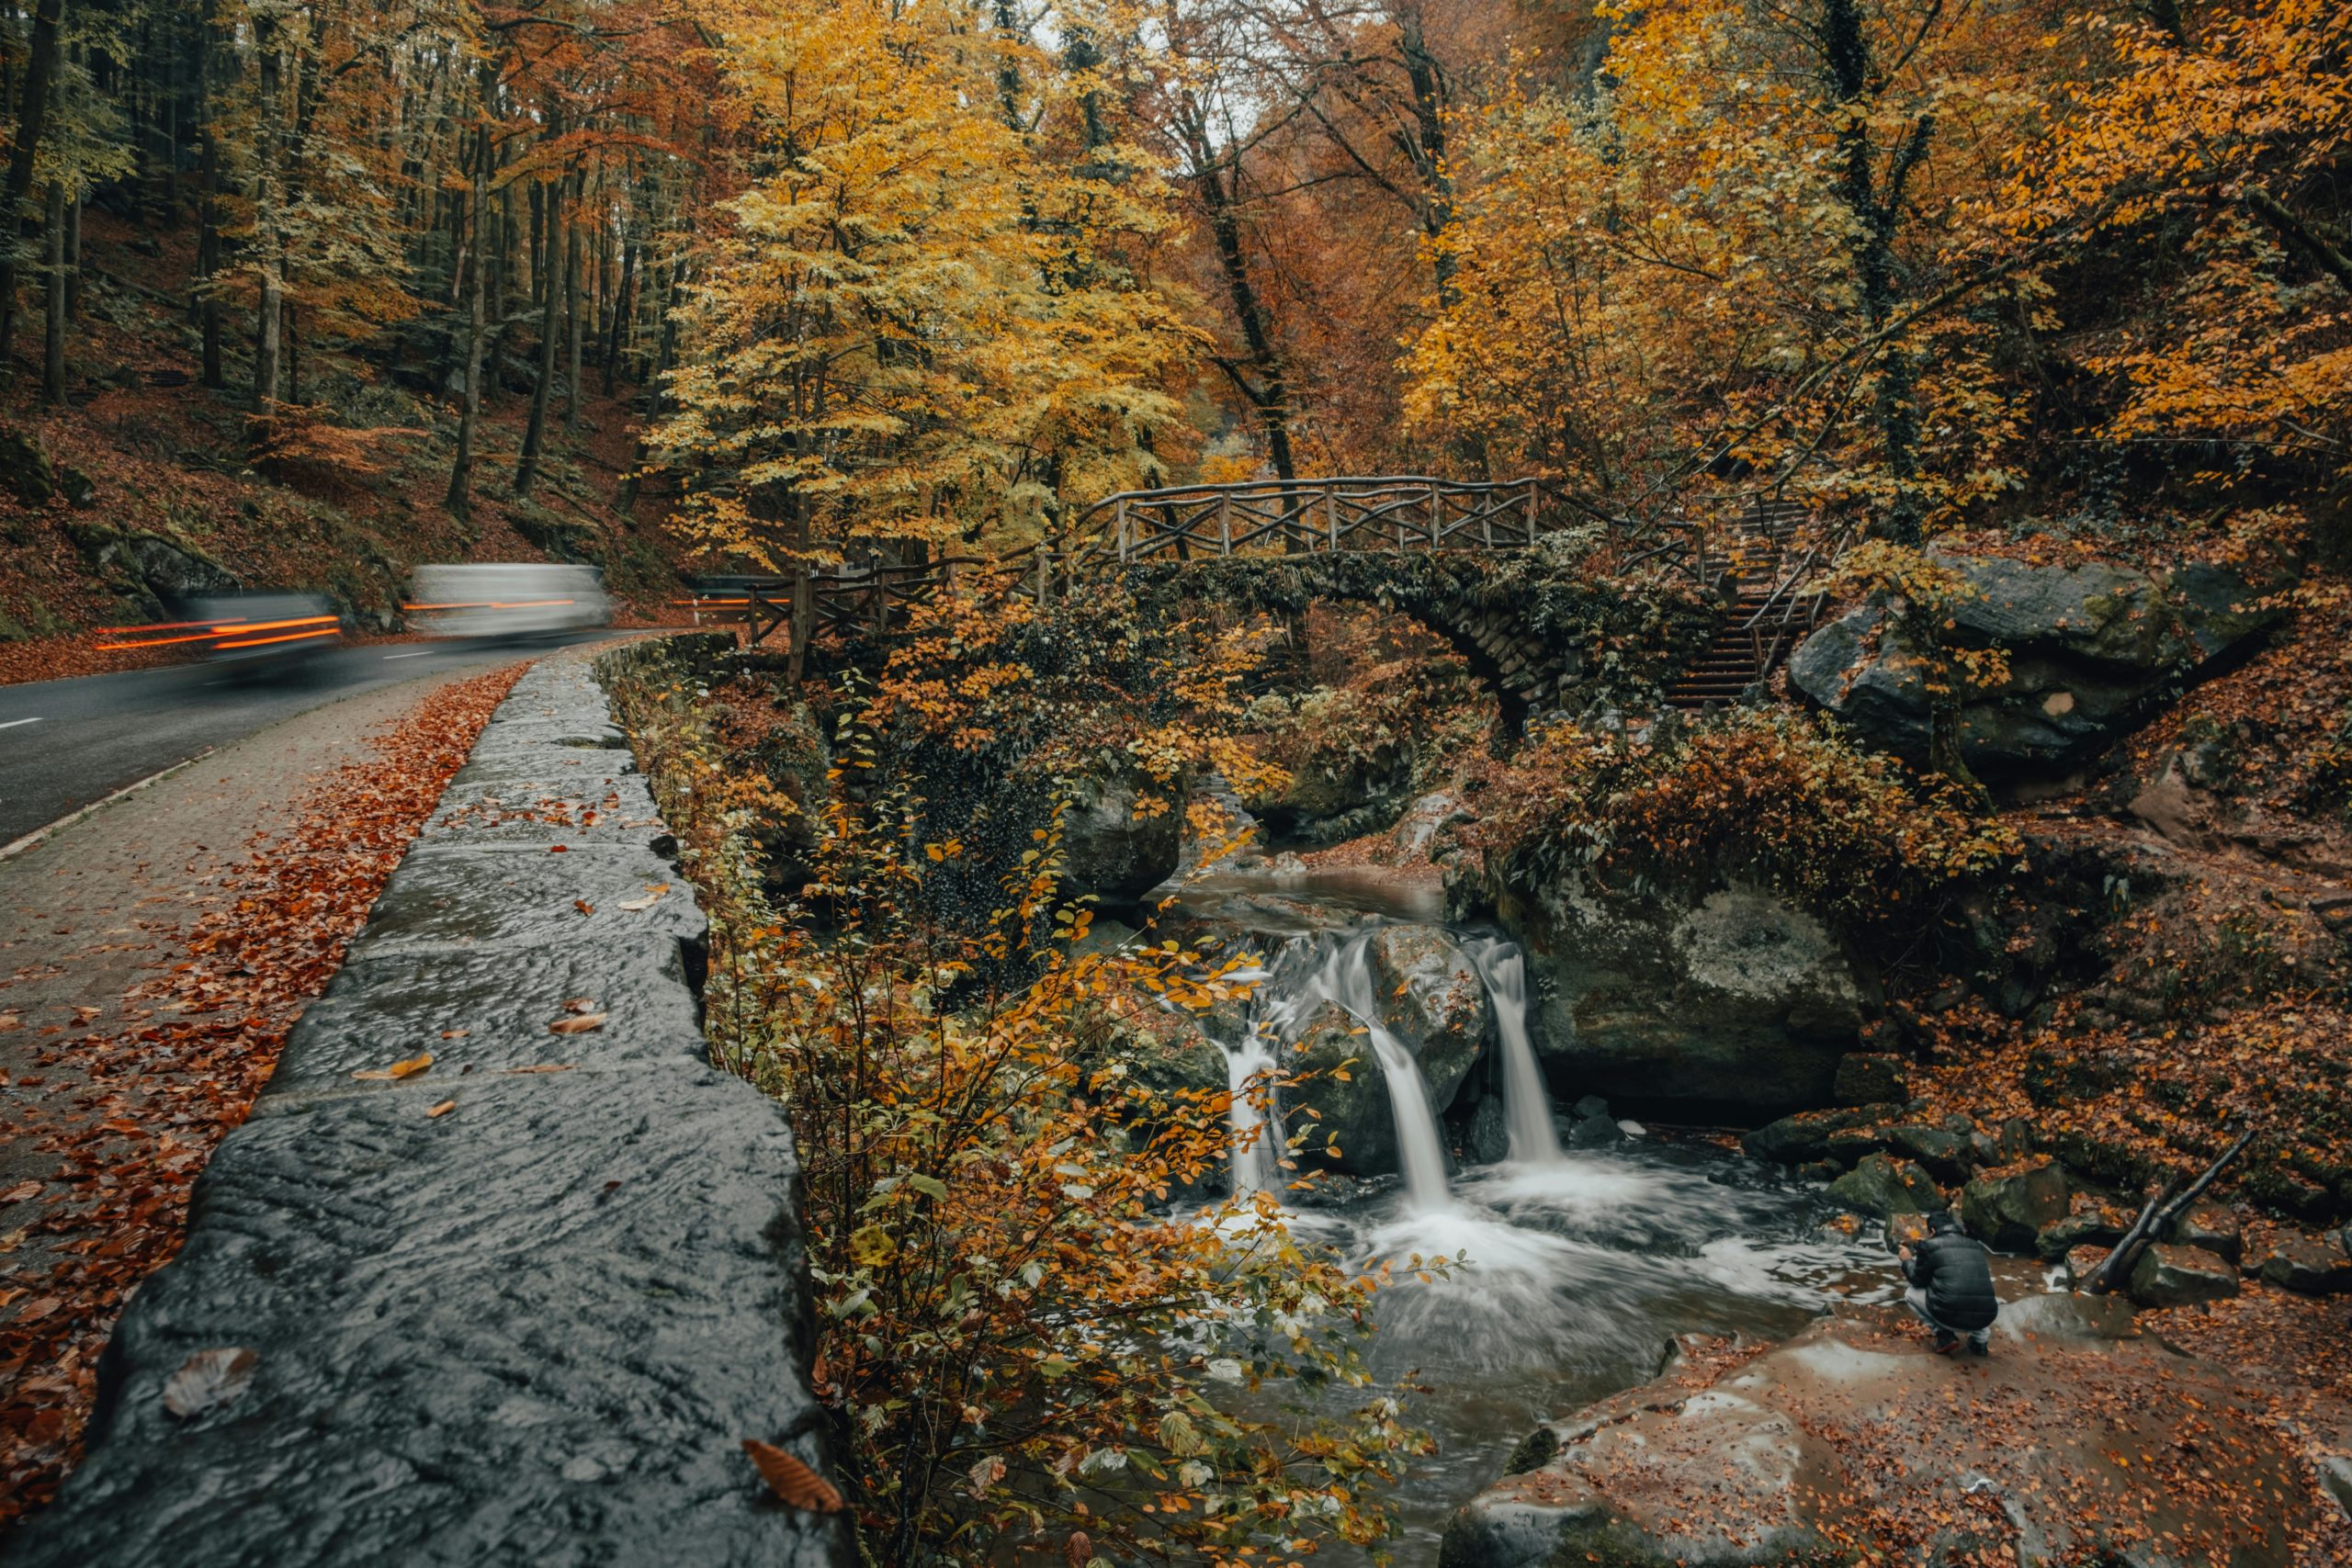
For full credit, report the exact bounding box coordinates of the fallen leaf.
[505,1064,574,1075]
[548,844,570,853]
[440,1028,469,1040]
[741,1438,843,1512]
[548,1012,607,1035]
[573,898,594,916]
[351,1051,434,1082]
[13,1294,62,1321]
[163,1348,258,1418]
[617,884,671,911]
[0,1012,20,1031]
[560,997,599,1013]
[1,1179,41,1204]
[425,1099,457,1118]
[1066,1529,1091,1568]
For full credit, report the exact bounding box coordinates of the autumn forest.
[3,1,2352,1566]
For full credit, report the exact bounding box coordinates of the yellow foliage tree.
[652,0,1201,581]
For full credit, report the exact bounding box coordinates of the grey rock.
[1960,1160,2070,1253]
[1498,875,1865,1113]
[1462,1096,1511,1165]
[1364,924,1490,1114]
[2035,1205,2132,1262]
[2163,1200,2243,1267]
[1283,999,1397,1176]
[1881,1123,1974,1183]
[1743,1104,1889,1165]
[1060,768,1183,903]
[1564,1112,1625,1151]
[1827,1152,1942,1219]
[2129,1243,2239,1308]
[1790,553,2291,773]
[2254,1233,2352,1295]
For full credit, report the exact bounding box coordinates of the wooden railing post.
[1523,483,1539,546]
[1429,482,1442,549]
[1218,493,1233,556]
[1116,499,1130,563]
[1324,489,1339,552]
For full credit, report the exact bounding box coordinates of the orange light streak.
[211,627,342,651]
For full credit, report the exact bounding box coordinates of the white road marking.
[0,717,40,729]
[0,749,216,863]
[383,651,433,660]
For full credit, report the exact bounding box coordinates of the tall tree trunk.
[1185,118,1296,484]
[41,181,64,402]
[446,107,491,521]
[563,171,582,433]
[515,168,564,495]
[0,0,65,368]
[194,0,222,388]
[252,16,285,412]
[602,236,637,394]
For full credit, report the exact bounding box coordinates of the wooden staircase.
[1665,500,1820,711]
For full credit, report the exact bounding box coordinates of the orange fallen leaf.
[2,1179,42,1203]
[548,1012,607,1035]
[352,1051,434,1082]
[440,1029,469,1040]
[741,1438,843,1512]
[1066,1529,1092,1568]
[425,1099,457,1118]
[573,898,594,916]
[505,1064,574,1075]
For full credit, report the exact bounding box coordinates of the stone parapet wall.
[11,641,845,1568]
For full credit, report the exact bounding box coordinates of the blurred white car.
[404,564,612,639]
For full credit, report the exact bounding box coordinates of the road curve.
[0,633,643,848]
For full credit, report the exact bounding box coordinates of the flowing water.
[1175,874,1897,1561]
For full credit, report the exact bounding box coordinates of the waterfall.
[1222,1031,1281,1196]
[1465,939,1564,1166]
[1207,927,1565,1210]
[1297,933,1454,1213]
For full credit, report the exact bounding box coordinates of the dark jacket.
[1905,1231,1999,1331]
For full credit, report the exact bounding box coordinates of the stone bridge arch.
[1120,553,1713,734]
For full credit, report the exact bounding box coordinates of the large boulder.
[1960,1160,2070,1253]
[1790,552,2290,773]
[1059,768,1184,904]
[1281,998,1403,1175]
[1438,1297,2328,1568]
[2254,1233,2352,1295]
[2129,1243,2239,1308]
[1363,924,1489,1111]
[1827,1152,1943,1219]
[1492,874,1867,1113]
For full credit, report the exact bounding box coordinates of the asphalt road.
[0,632,640,848]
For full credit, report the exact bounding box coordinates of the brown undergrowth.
[0,662,524,1528]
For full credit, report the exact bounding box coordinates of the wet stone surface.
[11,642,844,1568]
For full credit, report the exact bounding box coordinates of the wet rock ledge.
[10,644,847,1568]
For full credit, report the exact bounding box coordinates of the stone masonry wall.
[9,643,847,1568]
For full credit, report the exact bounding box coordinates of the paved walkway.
[0,664,517,1519]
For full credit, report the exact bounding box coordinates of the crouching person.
[1902,1210,1998,1356]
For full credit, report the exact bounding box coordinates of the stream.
[1166,866,1898,1559]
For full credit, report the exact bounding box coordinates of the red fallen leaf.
[163,1348,258,1418]
[505,1064,573,1075]
[548,844,569,853]
[741,1438,843,1512]
[548,1012,606,1035]
[2,1179,42,1203]
[1066,1529,1092,1568]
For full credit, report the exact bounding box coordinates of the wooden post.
[1117,498,1129,563]
[1036,547,1049,601]
[1218,493,1233,556]
[1324,490,1339,552]
[1430,483,1442,549]
[1523,483,1539,546]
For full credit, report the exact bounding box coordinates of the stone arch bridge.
[678,477,1824,726]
